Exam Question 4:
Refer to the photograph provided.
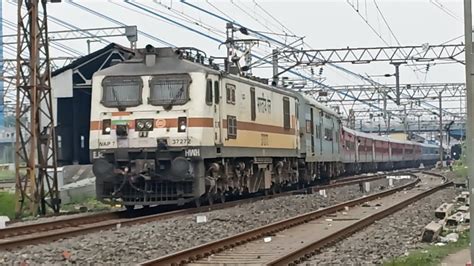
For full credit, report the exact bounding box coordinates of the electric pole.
[15,0,61,217]
[439,92,444,167]
[463,0,474,261]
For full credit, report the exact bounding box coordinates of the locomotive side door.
[213,78,222,145]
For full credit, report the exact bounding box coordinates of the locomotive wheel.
[125,205,135,212]
[218,192,226,203]
[194,198,202,208]
[207,194,214,206]
[270,184,280,195]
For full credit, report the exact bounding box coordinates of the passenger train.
[90,46,440,209]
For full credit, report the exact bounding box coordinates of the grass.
[453,161,468,180]
[61,196,111,213]
[0,192,16,219]
[384,231,470,266]
[0,170,15,181]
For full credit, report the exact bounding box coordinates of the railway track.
[0,170,406,250]
[140,171,451,265]
[0,179,15,191]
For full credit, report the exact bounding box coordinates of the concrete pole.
[418,115,421,134]
[463,0,474,261]
[386,113,391,135]
[272,49,279,86]
[439,92,444,167]
[395,64,401,105]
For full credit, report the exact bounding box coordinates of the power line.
[253,0,296,36]
[68,0,175,47]
[430,0,463,23]
[373,0,402,47]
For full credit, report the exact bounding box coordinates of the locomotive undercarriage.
[94,147,437,210]
[93,147,323,208]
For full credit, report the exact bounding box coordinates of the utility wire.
[68,1,175,47]
[430,0,463,23]
[253,0,296,36]
[122,0,397,116]
[184,1,455,117]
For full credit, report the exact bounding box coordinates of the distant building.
[0,127,15,164]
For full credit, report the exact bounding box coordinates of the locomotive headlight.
[145,120,153,130]
[135,119,154,131]
[136,121,145,130]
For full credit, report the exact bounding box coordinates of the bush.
[0,192,15,219]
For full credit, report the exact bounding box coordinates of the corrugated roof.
[52,43,134,77]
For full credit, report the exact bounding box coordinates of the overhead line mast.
[15,0,61,217]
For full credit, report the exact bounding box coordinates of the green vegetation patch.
[0,170,15,181]
[453,161,468,180]
[384,231,469,266]
[61,197,111,213]
[0,192,16,219]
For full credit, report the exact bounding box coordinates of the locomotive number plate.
[170,138,191,145]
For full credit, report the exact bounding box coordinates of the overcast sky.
[2,0,467,127]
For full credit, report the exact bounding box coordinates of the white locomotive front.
[90,46,301,209]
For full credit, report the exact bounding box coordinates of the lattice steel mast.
[15,0,60,217]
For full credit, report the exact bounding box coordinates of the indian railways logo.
[155,119,167,128]
[185,148,200,157]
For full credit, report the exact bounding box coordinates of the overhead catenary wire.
[430,0,463,23]
[111,0,399,117]
[253,0,297,37]
[181,0,458,119]
[68,0,175,47]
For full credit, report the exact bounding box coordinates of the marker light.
[178,117,187,133]
[102,119,111,135]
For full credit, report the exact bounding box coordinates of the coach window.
[227,115,237,139]
[283,97,290,129]
[250,87,256,121]
[226,83,236,104]
[214,81,220,104]
[206,79,213,105]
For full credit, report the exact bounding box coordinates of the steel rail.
[140,174,423,265]
[268,177,452,265]
[0,172,395,250]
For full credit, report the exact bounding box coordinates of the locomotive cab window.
[226,83,236,104]
[206,79,213,105]
[101,76,143,108]
[149,74,191,106]
[283,97,290,129]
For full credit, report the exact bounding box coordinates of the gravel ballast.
[303,185,458,265]
[0,177,409,264]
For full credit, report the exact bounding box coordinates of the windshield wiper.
[164,85,184,110]
[111,87,125,111]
